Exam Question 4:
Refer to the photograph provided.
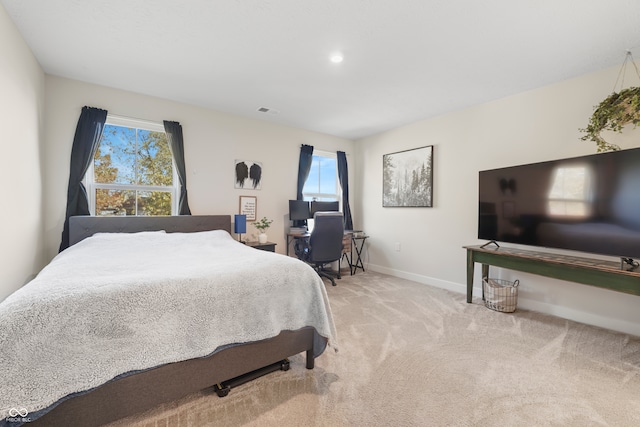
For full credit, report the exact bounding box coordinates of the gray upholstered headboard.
[69,215,232,246]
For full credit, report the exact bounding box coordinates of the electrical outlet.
[395,242,401,252]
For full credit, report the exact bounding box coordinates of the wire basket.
[482,278,519,313]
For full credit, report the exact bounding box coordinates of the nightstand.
[245,241,277,252]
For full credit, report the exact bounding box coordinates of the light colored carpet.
[108,271,640,427]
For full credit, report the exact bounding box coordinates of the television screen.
[478,147,640,259]
[311,200,340,216]
[289,200,311,221]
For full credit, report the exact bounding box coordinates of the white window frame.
[85,115,180,216]
[302,150,341,203]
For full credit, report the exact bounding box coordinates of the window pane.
[137,191,172,216]
[95,125,136,184]
[319,156,337,194]
[89,120,177,217]
[95,189,136,216]
[303,154,338,197]
[137,130,173,186]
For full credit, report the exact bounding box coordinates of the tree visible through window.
[86,119,178,216]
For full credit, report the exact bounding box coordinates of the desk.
[287,232,364,276]
[286,233,309,257]
[464,244,640,303]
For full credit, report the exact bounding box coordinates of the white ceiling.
[4,0,640,140]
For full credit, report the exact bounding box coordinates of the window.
[85,116,179,216]
[302,151,339,203]
[547,165,593,217]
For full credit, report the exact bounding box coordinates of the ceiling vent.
[257,107,280,115]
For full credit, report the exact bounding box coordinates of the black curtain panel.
[163,120,192,215]
[337,151,354,230]
[59,106,108,252]
[296,144,314,200]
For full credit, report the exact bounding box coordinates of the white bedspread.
[0,230,336,421]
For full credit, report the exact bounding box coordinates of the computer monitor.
[289,200,311,221]
[310,200,340,216]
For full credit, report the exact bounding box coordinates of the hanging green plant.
[580,86,640,152]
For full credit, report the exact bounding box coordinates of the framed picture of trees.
[383,145,433,207]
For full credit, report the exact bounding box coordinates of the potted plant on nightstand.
[254,217,273,244]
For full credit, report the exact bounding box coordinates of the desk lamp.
[234,214,247,243]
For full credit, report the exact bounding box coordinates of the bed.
[0,215,336,427]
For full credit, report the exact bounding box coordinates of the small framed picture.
[239,196,257,221]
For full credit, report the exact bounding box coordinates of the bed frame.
[30,215,320,427]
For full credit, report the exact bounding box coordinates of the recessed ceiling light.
[330,53,344,64]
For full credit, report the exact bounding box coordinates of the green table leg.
[466,250,474,303]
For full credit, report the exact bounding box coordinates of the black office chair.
[305,211,344,286]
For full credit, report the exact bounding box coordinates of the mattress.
[0,230,336,424]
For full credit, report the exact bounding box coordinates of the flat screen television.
[478,147,640,260]
[289,200,311,221]
[310,200,340,216]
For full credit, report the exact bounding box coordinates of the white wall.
[0,4,45,301]
[356,65,640,336]
[43,76,355,262]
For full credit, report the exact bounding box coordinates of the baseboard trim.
[366,263,640,337]
[367,263,476,295]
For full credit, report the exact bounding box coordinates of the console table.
[464,245,640,303]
